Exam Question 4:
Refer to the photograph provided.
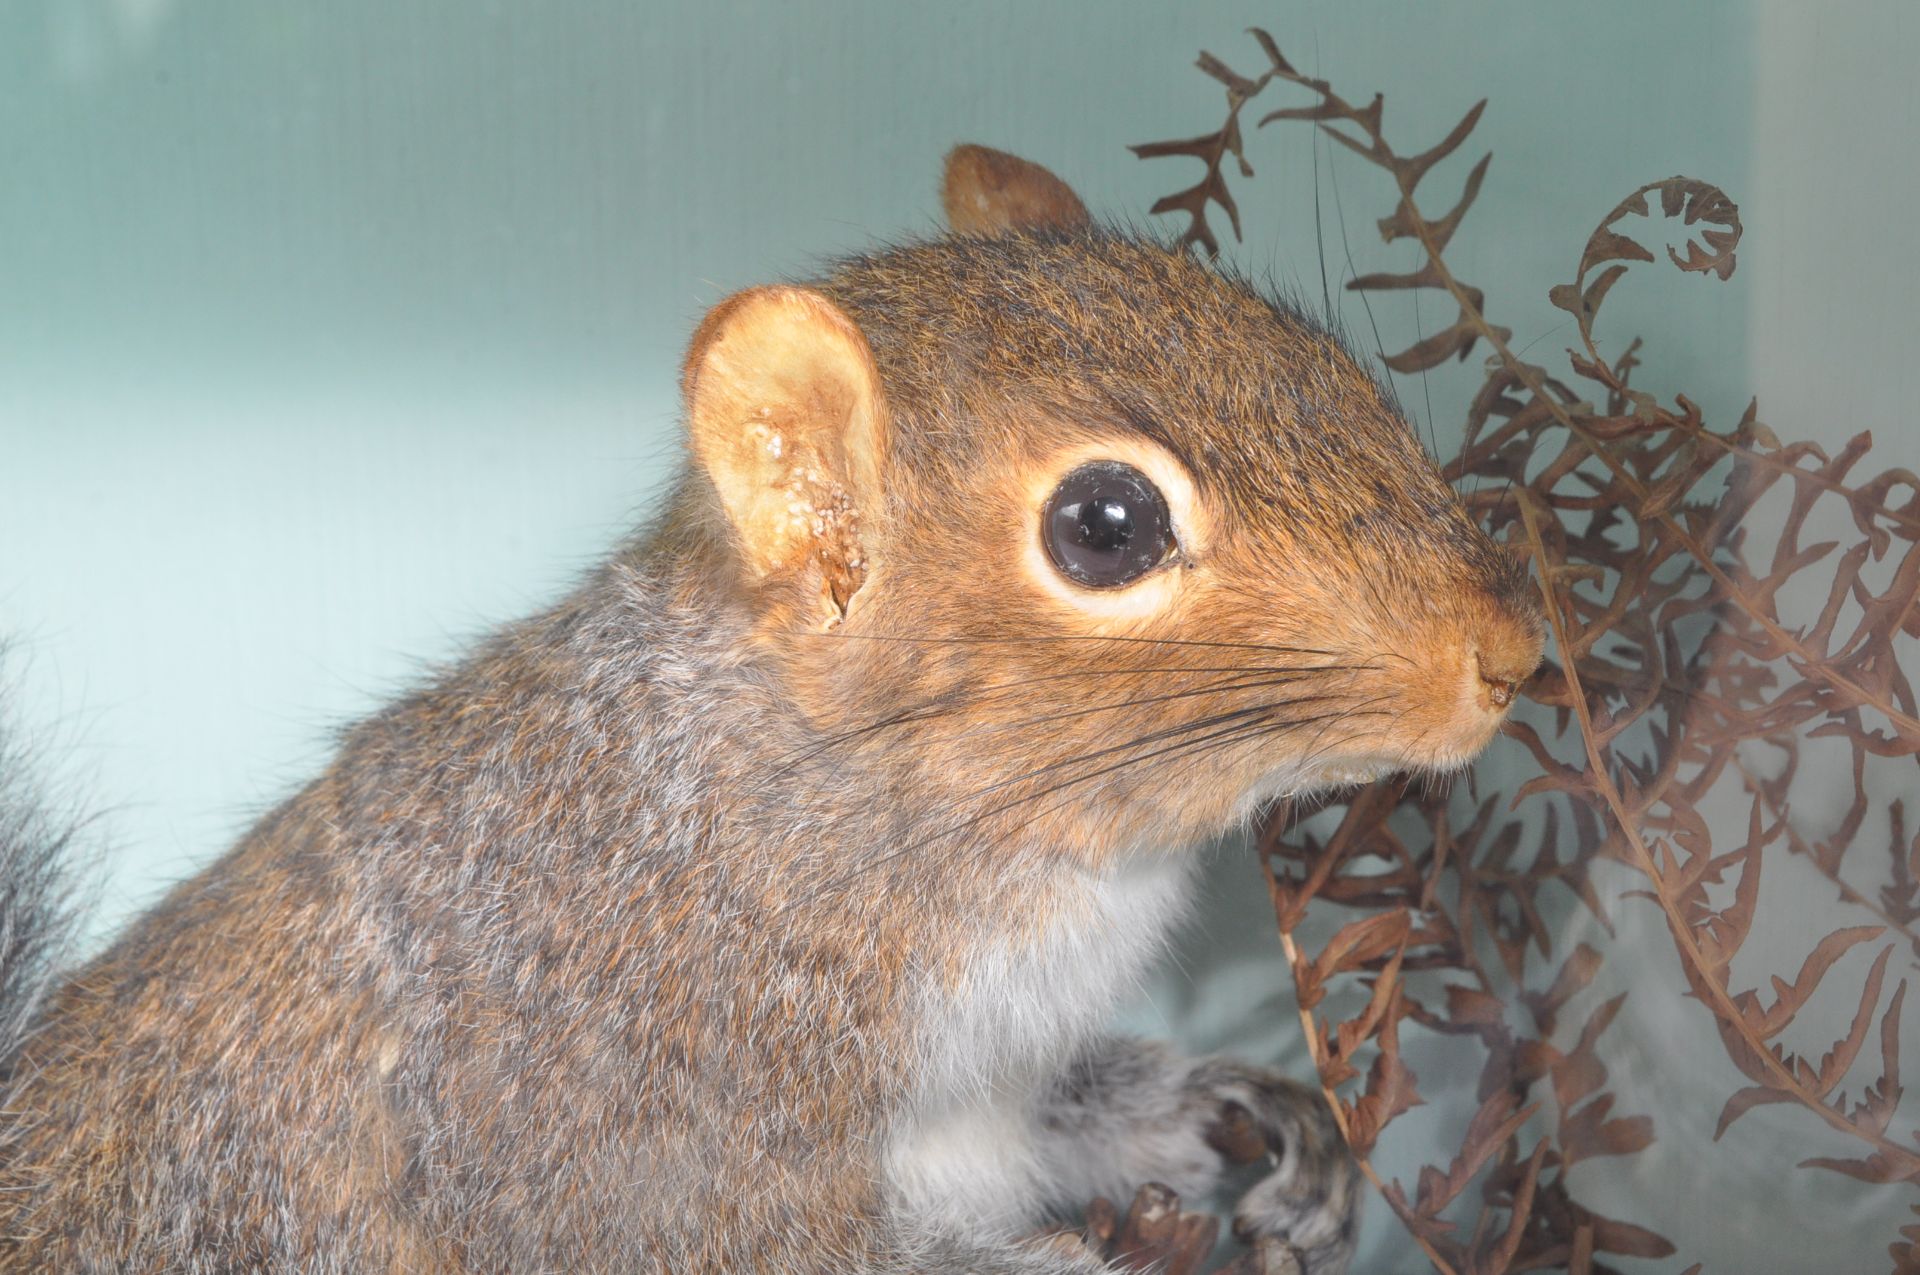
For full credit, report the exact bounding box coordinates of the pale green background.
[2,2,1913,1270]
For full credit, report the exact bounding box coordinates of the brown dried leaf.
[1346,993,1424,1155]
[1714,1085,1797,1141]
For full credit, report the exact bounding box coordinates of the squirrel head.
[678,145,1544,861]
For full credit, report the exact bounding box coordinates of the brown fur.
[943,144,1091,237]
[0,145,1540,1272]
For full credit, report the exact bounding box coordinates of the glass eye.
[1041,461,1176,588]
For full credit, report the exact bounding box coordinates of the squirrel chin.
[1227,760,1395,826]
[1307,762,1393,789]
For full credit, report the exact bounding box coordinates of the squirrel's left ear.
[683,286,888,617]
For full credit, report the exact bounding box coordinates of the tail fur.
[0,689,83,1076]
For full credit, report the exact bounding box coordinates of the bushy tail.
[0,697,84,1076]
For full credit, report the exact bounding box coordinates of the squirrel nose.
[1475,648,1537,713]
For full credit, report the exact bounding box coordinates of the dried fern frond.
[1136,27,1920,1275]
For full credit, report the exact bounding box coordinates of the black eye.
[1041,461,1176,588]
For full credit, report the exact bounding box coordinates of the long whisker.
[799,632,1345,658]
[806,705,1298,899]
[1285,696,1402,778]
[910,696,1382,858]
[951,690,1355,808]
[960,707,1385,833]
[959,673,1350,742]
[930,712,1317,856]
[807,702,1393,903]
[753,661,1379,790]
[907,688,1399,891]
[783,670,1339,780]
[923,704,1399,889]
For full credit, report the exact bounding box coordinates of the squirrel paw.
[1190,1061,1360,1275]
[1084,1182,1218,1273]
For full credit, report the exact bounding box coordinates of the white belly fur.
[883,848,1199,1236]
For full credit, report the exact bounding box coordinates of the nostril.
[1475,651,1532,710]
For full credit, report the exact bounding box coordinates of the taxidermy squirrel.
[0,145,1543,1272]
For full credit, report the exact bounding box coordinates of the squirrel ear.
[942,144,1090,236]
[683,287,887,608]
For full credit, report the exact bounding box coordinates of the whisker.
[807,706,1307,900]
[951,690,1354,808]
[753,661,1382,791]
[1284,695,1401,778]
[804,699,1396,904]
[963,704,1401,875]
[913,712,1321,870]
[965,672,1343,738]
[963,707,1388,836]
[797,632,1345,658]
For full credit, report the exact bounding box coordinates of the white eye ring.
[1021,436,1207,624]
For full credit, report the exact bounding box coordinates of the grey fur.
[0,523,1356,1272]
[0,681,84,1080]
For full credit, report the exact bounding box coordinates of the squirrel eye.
[1041,461,1176,588]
